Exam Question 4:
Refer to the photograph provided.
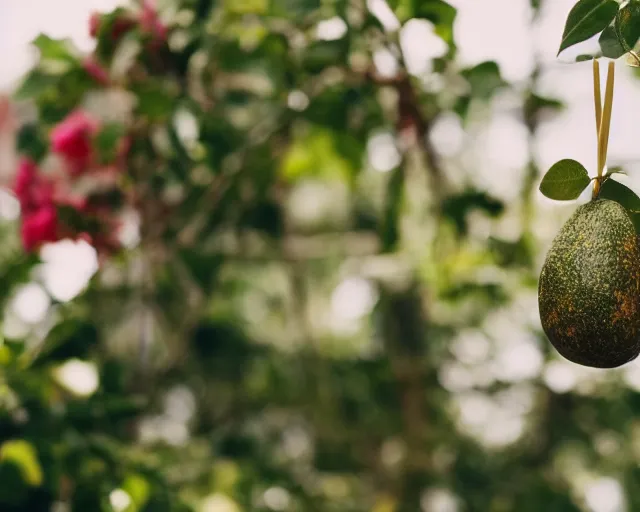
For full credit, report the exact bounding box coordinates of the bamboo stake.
[593,59,602,141]
[592,60,615,199]
[598,61,615,179]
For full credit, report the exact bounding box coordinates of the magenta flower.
[83,58,110,85]
[20,205,59,252]
[13,158,54,213]
[51,111,99,175]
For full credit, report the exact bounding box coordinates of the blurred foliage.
[2,0,638,512]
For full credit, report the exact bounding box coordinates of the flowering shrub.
[12,109,124,254]
[10,2,166,256]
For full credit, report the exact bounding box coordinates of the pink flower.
[89,12,101,38]
[51,111,99,175]
[14,158,38,204]
[83,58,110,85]
[92,10,136,42]
[140,0,167,42]
[21,206,59,252]
[13,158,54,213]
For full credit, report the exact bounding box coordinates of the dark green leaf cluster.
[559,0,640,63]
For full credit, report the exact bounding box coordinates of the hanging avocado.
[538,199,640,368]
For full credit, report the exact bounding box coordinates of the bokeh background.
[2,0,640,511]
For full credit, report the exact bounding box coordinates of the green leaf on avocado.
[539,159,591,200]
[558,0,619,56]
[599,177,640,233]
[599,23,626,58]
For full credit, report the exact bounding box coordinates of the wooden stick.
[597,61,615,178]
[593,59,602,142]
[592,60,602,199]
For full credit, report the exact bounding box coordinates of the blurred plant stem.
[373,33,448,508]
[378,281,434,509]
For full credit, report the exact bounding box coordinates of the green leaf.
[413,0,457,44]
[270,0,320,18]
[488,235,535,268]
[123,473,151,510]
[0,441,43,487]
[280,126,357,182]
[240,200,285,239]
[0,461,28,506]
[599,178,640,232]
[57,205,105,239]
[442,190,505,236]
[94,122,126,164]
[598,23,624,58]
[539,159,591,200]
[31,67,95,125]
[94,7,137,62]
[461,61,506,99]
[32,34,78,65]
[524,94,565,122]
[16,124,48,162]
[132,82,177,122]
[29,320,99,368]
[226,0,269,14]
[303,40,350,74]
[0,253,39,314]
[600,4,640,58]
[179,249,223,294]
[453,95,471,120]
[13,70,57,100]
[558,0,619,56]
[389,0,456,43]
[616,3,640,50]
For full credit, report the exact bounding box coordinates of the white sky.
[0,0,126,91]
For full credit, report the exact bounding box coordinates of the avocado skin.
[538,199,640,368]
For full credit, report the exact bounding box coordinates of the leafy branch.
[559,0,640,64]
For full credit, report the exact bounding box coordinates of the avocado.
[538,199,640,368]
